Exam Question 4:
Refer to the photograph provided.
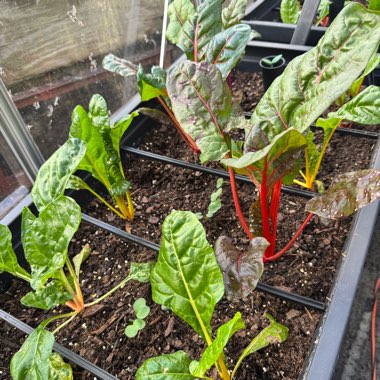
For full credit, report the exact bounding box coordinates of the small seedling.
[207,178,224,218]
[261,54,283,68]
[125,298,150,338]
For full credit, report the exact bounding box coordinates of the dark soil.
[0,70,377,380]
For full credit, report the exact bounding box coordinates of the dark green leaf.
[280,0,300,24]
[102,54,138,77]
[190,312,245,377]
[205,24,253,79]
[0,225,31,280]
[166,0,196,44]
[232,313,288,378]
[21,280,72,310]
[31,138,86,212]
[252,3,380,141]
[10,325,54,380]
[73,244,91,279]
[167,60,230,162]
[222,0,248,29]
[305,169,380,219]
[151,211,224,340]
[22,196,81,290]
[48,353,73,380]
[178,0,223,61]
[136,351,197,380]
[215,236,267,300]
[137,65,167,101]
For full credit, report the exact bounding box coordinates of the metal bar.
[291,0,321,45]
[82,212,325,312]
[159,0,169,68]
[121,146,316,199]
[244,0,281,20]
[0,310,119,380]
[0,79,44,180]
[242,20,326,45]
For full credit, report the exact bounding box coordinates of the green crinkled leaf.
[350,54,380,97]
[73,244,91,279]
[368,0,380,11]
[167,60,230,162]
[137,65,167,101]
[280,0,300,24]
[233,313,288,377]
[215,236,267,300]
[252,3,380,141]
[22,196,81,290]
[205,24,254,80]
[69,95,137,196]
[151,211,224,340]
[178,0,223,61]
[102,54,138,77]
[49,353,73,380]
[190,312,245,377]
[10,325,54,380]
[0,225,31,280]
[222,0,248,29]
[136,351,197,380]
[65,175,90,191]
[129,262,154,283]
[31,138,86,212]
[21,280,72,310]
[305,169,380,219]
[222,129,306,189]
[327,85,380,125]
[166,0,196,44]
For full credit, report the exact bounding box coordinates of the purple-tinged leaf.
[305,169,380,219]
[215,236,268,300]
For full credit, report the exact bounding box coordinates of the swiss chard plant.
[68,94,138,221]
[280,0,331,26]
[296,85,380,191]
[136,211,288,379]
[2,154,152,377]
[102,0,258,154]
[166,2,380,261]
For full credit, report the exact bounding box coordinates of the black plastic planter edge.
[302,138,380,380]
[81,213,325,312]
[0,310,119,380]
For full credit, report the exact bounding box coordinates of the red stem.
[260,160,272,248]
[228,166,253,241]
[264,213,314,262]
[372,278,380,380]
[157,96,200,154]
[265,180,282,258]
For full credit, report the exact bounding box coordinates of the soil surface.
[0,70,378,380]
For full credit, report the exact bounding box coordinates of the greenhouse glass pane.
[0,131,31,218]
[0,0,168,159]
